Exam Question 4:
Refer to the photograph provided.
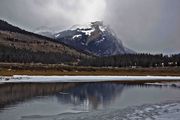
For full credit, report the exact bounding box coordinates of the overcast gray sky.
[0,0,180,54]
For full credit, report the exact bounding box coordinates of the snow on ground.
[20,101,180,120]
[0,75,180,83]
[126,102,180,120]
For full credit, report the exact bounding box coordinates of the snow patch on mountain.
[55,33,61,38]
[79,28,95,36]
[72,34,82,39]
[95,38,105,44]
[99,26,106,32]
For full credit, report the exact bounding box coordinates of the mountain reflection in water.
[56,83,124,110]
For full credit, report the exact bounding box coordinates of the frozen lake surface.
[1,75,180,83]
[1,80,180,120]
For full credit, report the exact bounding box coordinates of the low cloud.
[0,0,179,54]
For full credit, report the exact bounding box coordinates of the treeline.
[79,54,180,67]
[0,45,78,64]
[1,44,179,68]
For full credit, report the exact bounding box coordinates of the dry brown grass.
[0,63,180,76]
[0,65,180,76]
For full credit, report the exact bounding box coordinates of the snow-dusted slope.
[54,21,135,56]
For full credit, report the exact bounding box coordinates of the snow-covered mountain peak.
[54,21,135,56]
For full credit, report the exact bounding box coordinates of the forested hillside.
[0,20,90,64]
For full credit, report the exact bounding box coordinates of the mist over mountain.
[1,0,180,54]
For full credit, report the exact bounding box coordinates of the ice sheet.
[20,101,180,120]
[0,75,180,83]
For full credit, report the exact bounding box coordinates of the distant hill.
[0,19,90,64]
